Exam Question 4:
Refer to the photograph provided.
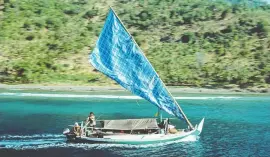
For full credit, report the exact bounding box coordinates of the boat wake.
[0,92,241,100]
[0,134,66,149]
[0,134,198,150]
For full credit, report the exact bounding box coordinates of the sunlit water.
[0,91,269,157]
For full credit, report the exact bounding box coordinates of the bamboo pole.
[109,7,194,129]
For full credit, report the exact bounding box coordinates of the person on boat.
[86,112,96,128]
[168,124,178,134]
[73,122,81,136]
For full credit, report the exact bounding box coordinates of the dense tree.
[0,0,269,89]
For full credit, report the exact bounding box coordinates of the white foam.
[0,92,241,100]
[0,133,198,150]
[0,134,65,139]
[0,134,65,149]
[0,139,197,150]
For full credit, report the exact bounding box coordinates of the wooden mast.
[109,7,194,129]
[158,107,162,123]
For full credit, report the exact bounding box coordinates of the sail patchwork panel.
[89,9,184,120]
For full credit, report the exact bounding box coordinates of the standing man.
[86,112,96,128]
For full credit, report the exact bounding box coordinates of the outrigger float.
[63,7,204,145]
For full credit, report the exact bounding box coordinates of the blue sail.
[89,9,184,120]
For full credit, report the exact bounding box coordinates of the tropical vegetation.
[0,0,269,90]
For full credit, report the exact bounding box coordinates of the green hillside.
[0,0,270,89]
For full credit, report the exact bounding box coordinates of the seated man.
[168,124,178,134]
[73,122,81,136]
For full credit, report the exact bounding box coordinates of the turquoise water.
[0,91,269,157]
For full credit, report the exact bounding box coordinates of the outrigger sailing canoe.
[63,7,204,144]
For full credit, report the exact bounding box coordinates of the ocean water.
[0,91,269,157]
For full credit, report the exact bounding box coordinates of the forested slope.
[0,0,269,89]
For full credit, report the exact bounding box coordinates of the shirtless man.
[73,122,81,136]
[85,112,96,127]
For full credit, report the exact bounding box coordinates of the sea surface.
[0,91,269,157]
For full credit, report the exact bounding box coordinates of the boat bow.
[196,118,205,135]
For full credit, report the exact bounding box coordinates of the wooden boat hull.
[65,118,204,145]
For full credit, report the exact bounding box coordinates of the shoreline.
[0,84,269,95]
